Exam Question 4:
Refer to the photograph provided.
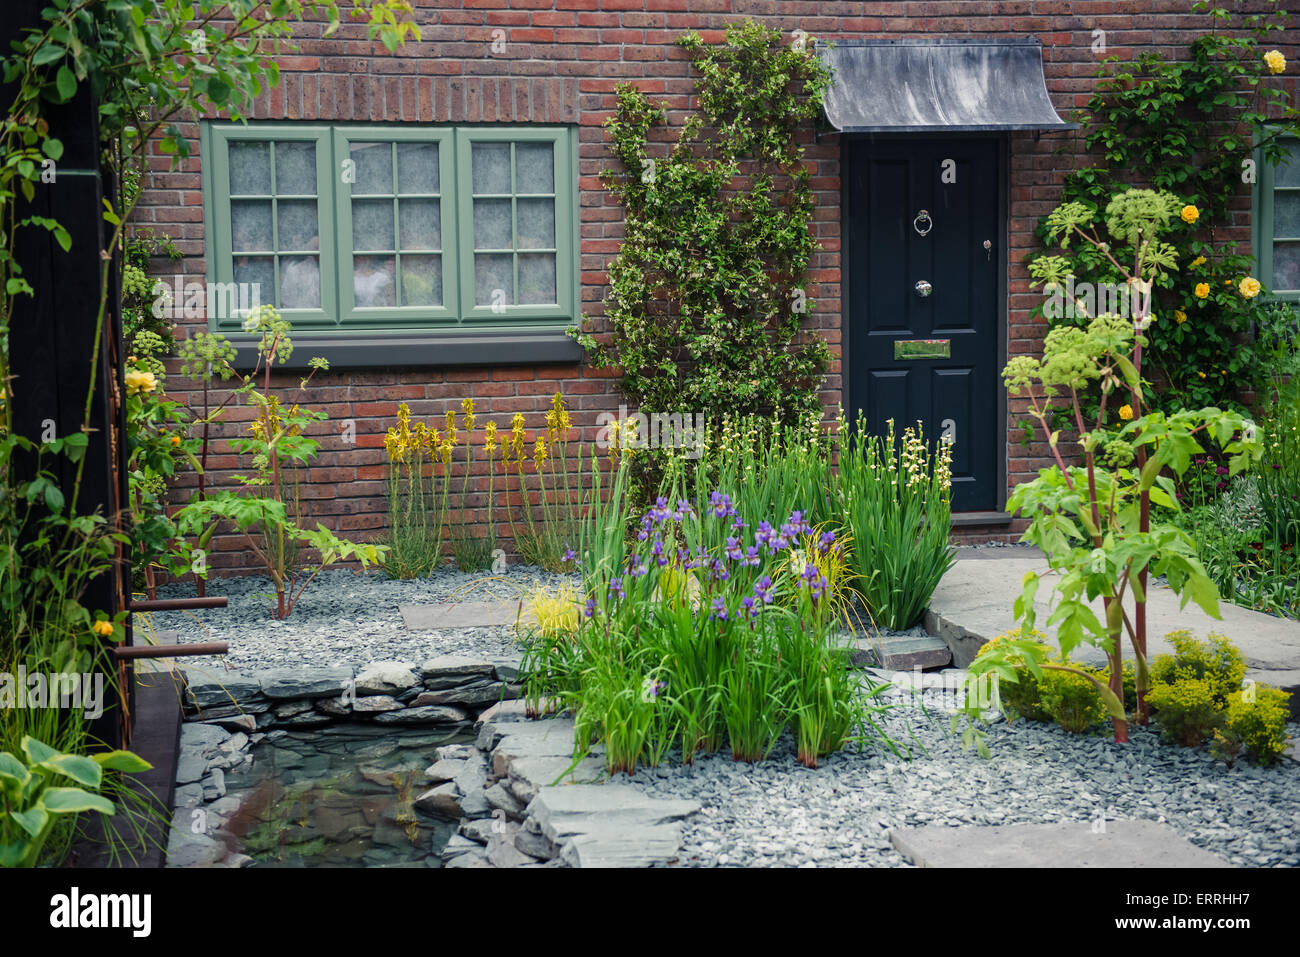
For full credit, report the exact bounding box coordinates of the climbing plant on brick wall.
[573,20,832,424]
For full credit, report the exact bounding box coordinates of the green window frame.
[201,122,581,366]
[1253,132,1300,301]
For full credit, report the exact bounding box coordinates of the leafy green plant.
[973,630,1053,722]
[837,415,956,630]
[1213,685,1292,766]
[1038,667,1108,733]
[179,308,384,617]
[967,189,1261,746]
[0,736,150,868]
[1147,677,1223,746]
[1149,630,1247,707]
[573,21,831,423]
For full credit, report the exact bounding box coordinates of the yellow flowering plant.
[381,402,450,579]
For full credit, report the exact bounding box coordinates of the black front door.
[844,137,1002,512]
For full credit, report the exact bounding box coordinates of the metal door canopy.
[818,38,1078,133]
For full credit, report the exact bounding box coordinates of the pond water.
[221,724,472,868]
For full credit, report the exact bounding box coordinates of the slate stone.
[459,788,493,820]
[476,698,531,726]
[526,785,699,867]
[434,743,475,762]
[505,755,606,805]
[181,672,263,709]
[559,824,688,869]
[890,820,1232,868]
[514,818,556,861]
[491,658,522,682]
[855,633,953,671]
[259,667,353,699]
[180,723,230,752]
[372,705,468,725]
[190,701,271,719]
[413,682,505,707]
[402,601,524,630]
[316,697,351,717]
[486,821,539,868]
[202,714,257,733]
[276,712,333,728]
[273,700,315,718]
[175,752,208,785]
[420,656,497,680]
[166,823,225,868]
[484,782,525,820]
[458,818,497,845]
[425,758,467,783]
[439,832,482,862]
[352,695,402,713]
[354,661,419,696]
[172,783,204,808]
[491,719,581,778]
[443,846,493,868]
[200,769,226,799]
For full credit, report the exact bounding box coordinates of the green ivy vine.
[573,20,832,423]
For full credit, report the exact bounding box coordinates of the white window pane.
[515,142,554,194]
[352,199,395,252]
[351,142,393,195]
[1273,243,1300,291]
[475,253,513,306]
[1277,149,1300,188]
[1274,193,1300,239]
[355,255,396,306]
[516,198,555,249]
[229,142,271,195]
[399,199,440,251]
[280,256,321,308]
[277,200,319,251]
[274,142,317,195]
[397,142,438,193]
[472,143,510,193]
[518,253,556,305]
[231,200,273,251]
[401,254,442,306]
[474,198,512,249]
[233,256,274,299]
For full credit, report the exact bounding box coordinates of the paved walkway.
[930,547,1300,713]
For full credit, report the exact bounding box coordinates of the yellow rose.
[91,620,114,638]
[1174,310,1187,324]
[1239,276,1261,298]
[1264,50,1286,75]
[1194,283,1210,299]
[1118,404,1134,421]
[1198,371,1206,379]
[170,435,181,447]
[125,370,157,395]
[1190,256,1206,268]
[1180,205,1199,224]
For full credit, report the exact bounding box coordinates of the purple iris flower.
[608,577,625,599]
[562,546,577,564]
[744,545,761,567]
[584,596,596,618]
[741,595,756,619]
[709,597,727,621]
[709,491,737,519]
[725,536,744,561]
[818,530,836,552]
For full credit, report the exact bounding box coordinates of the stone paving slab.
[400,600,529,630]
[929,555,1300,715]
[891,820,1231,868]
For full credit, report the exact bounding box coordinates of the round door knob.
[914,280,932,298]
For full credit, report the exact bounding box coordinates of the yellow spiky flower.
[461,397,476,433]
[533,436,548,467]
[510,413,526,461]
[484,420,499,453]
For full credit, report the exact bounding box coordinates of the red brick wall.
[134,0,1300,574]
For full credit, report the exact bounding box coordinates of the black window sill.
[226,328,585,371]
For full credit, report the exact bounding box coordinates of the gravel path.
[617,687,1300,868]
[148,565,577,672]
[152,566,1298,868]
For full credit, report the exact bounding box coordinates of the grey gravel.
[614,685,1300,868]
[152,565,576,672]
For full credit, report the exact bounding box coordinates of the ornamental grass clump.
[531,452,895,776]
[837,414,956,630]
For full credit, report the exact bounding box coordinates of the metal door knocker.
[913,209,932,237]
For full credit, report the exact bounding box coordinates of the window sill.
[227,328,585,371]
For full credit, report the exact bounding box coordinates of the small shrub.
[1215,685,1293,767]
[974,629,1052,722]
[1038,667,1107,733]
[1149,630,1246,706]
[1147,677,1223,746]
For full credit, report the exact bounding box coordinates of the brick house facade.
[134,0,1299,577]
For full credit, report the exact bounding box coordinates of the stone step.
[891,820,1230,868]
[851,633,953,671]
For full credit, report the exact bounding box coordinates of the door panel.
[845,138,1001,512]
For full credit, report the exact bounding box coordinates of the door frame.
[839,131,1011,518]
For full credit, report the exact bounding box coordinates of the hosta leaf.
[9,806,47,839]
[40,787,115,816]
[91,750,152,773]
[36,753,102,789]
